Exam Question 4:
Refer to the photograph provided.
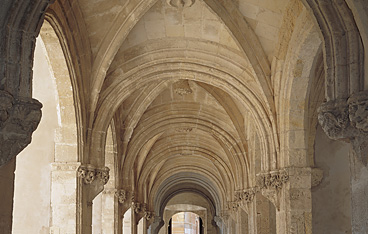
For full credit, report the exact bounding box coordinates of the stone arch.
[90,52,276,171]
[43,12,88,162]
[123,107,247,189]
[1,0,51,97]
[0,0,51,166]
[12,18,79,233]
[278,10,323,167]
[88,0,273,130]
[40,19,78,162]
[46,1,93,163]
[153,172,222,216]
[302,0,364,100]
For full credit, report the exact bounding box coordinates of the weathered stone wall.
[312,126,352,234]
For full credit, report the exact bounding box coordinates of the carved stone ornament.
[78,164,96,184]
[0,90,42,166]
[173,80,193,96]
[257,169,289,190]
[77,165,110,185]
[167,0,195,8]
[213,216,222,227]
[96,166,110,185]
[175,127,193,133]
[348,91,368,132]
[255,169,289,211]
[219,210,229,222]
[318,93,368,164]
[317,99,350,140]
[235,188,256,203]
[132,202,142,214]
[115,189,127,204]
[143,204,154,220]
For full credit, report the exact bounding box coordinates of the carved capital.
[235,188,256,203]
[256,169,289,211]
[77,165,110,185]
[213,216,222,227]
[319,93,368,164]
[132,202,142,214]
[143,204,154,220]
[219,210,229,222]
[257,169,289,190]
[167,0,195,8]
[348,91,368,132]
[77,164,96,184]
[115,189,127,204]
[96,166,110,185]
[318,99,350,140]
[0,91,42,166]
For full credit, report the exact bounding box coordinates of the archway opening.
[12,19,77,234]
[171,212,201,234]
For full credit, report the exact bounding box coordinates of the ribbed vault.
[100,0,279,221]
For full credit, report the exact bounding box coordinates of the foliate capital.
[132,202,142,214]
[0,91,42,166]
[318,99,350,139]
[257,169,289,190]
[318,93,368,164]
[235,188,256,203]
[143,204,154,220]
[77,164,110,185]
[115,189,127,204]
[96,167,110,185]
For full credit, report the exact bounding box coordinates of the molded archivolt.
[45,2,93,162]
[39,20,79,162]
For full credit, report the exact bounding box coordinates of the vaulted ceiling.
[47,0,311,214]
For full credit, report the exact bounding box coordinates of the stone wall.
[312,126,352,233]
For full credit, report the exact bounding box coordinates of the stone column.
[0,91,42,234]
[77,164,110,234]
[214,212,228,234]
[247,202,257,234]
[115,189,129,234]
[257,168,307,234]
[234,188,256,234]
[150,216,164,234]
[0,158,15,234]
[50,163,110,234]
[318,91,368,232]
[143,204,154,234]
[131,205,138,234]
[280,168,313,234]
[350,149,368,233]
